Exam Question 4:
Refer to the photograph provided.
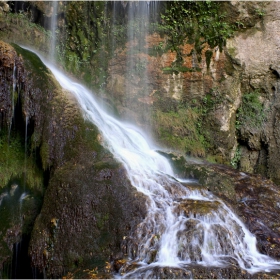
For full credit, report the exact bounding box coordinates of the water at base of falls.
[26,47,280,278]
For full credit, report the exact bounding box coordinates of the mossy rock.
[184,163,237,202]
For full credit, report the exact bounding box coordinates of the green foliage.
[153,106,207,157]
[4,10,52,38]
[159,1,234,65]
[0,133,43,190]
[236,90,266,129]
[162,66,199,74]
[55,1,110,88]
[255,8,265,18]
[231,145,241,169]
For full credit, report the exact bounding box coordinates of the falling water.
[0,182,30,278]
[8,64,17,142]
[21,48,280,277]
[121,1,156,125]
[23,116,28,191]
[49,1,58,61]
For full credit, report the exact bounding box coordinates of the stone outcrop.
[0,41,147,278]
[6,1,278,184]
[1,1,280,278]
[227,1,280,184]
[105,1,280,185]
[184,161,280,260]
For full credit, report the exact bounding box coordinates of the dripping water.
[0,181,42,279]
[23,116,28,192]
[8,64,17,144]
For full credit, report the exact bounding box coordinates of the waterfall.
[23,47,280,277]
[119,1,158,126]
[49,1,58,61]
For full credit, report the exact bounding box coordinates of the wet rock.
[0,41,147,277]
[0,2,9,13]
[175,199,220,217]
[120,264,192,279]
[184,161,280,259]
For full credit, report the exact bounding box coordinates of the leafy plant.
[0,133,43,190]
[236,90,266,129]
[255,8,265,18]
[231,145,241,169]
[158,1,234,65]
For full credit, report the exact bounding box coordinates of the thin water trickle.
[8,64,17,144]
[122,1,154,126]
[25,50,280,276]
[49,1,58,61]
[24,116,28,191]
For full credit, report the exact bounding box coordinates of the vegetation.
[236,90,266,129]
[153,86,225,159]
[153,106,207,157]
[56,2,110,89]
[0,132,43,190]
[231,145,241,169]
[0,10,51,52]
[157,1,235,65]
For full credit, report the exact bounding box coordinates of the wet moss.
[12,44,48,76]
[162,66,200,74]
[184,163,236,202]
[0,177,43,270]
[0,133,43,190]
[152,106,207,157]
[0,11,51,55]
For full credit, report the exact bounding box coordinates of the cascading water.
[119,1,159,126]
[49,1,58,62]
[25,47,280,277]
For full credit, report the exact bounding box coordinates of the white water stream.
[21,42,280,276]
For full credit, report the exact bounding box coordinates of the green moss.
[236,90,266,129]
[158,1,235,65]
[55,1,112,90]
[162,66,199,74]
[0,12,51,53]
[40,141,49,171]
[0,133,43,190]
[12,44,48,74]
[153,107,207,157]
[12,44,57,93]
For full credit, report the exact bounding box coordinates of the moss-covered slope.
[0,41,147,278]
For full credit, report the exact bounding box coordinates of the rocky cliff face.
[0,41,147,278]
[3,1,279,184]
[228,1,280,183]
[105,1,280,185]
[1,1,280,278]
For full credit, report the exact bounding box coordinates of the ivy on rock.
[159,0,234,65]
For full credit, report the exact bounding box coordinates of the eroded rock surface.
[185,161,280,260]
[0,41,147,278]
